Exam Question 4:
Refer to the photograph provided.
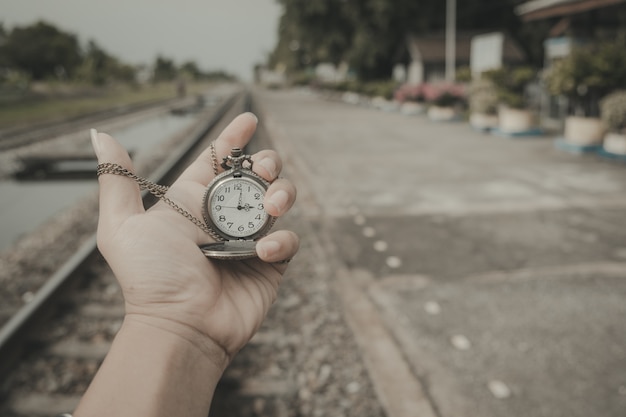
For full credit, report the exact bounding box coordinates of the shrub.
[394,83,425,103]
[359,80,398,99]
[544,38,626,116]
[600,90,626,132]
[483,66,535,109]
[468,77,499,115]
[428,83,466,108]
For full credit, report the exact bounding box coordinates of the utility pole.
[445,0,457,82]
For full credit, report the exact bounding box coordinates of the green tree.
[342,0,425,80]
[180,61,202,80]
[76,40,136,85]
[270,0,544,81]
[2,20,82,79]
[153,55,177,82]
[269,0,354,72]
[0,22,8,67]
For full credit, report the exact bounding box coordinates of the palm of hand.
[93,113,297,360]
[101,198,281,358]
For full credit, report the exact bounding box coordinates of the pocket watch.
[199,148,276,260]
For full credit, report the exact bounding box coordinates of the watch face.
[205,174,271,239]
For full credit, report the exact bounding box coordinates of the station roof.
[406,32,525,64]
[516,0,626,21]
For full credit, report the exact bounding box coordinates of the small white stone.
[424,301,441,315]
[373,240,388,252]
[21,291,35,303]
[346,381,360,394]
[106,284,119,295]
[451,334,471,350]
[282,294,302,309]
[354,214,366,226]
[318,364,332,386]
[619,385,626,396]
[362,227,376,237]
[488,380,511,399]
[386,256,402,268]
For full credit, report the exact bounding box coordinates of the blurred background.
[1,1,626,416]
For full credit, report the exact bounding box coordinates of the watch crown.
[221,147,253,171]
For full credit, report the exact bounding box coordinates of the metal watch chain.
[96,142,223,241]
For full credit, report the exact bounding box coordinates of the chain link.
[96,143,223,241]
[209,141,219,176]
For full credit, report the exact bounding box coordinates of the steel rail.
[0,96,192,152]
[0,89,246,378]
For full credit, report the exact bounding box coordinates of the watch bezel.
[199,241,258,260]
[202,169,276,242]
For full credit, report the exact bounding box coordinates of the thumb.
[91,129,144,233]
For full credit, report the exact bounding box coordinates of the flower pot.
[469,113,499,131]
[603,132,626,155]
[427,106,459,122]
[400,101,425,116]
[342,92,361,105]
[563,116,605,146]
[371,96,398,112]
[498,107,535,133]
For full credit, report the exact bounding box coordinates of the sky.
[0,0,283,81]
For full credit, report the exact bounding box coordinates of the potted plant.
[468,77,499,131]
[600,90,626,155]
[394,83,426,115]
[545,39,626,146]
[545,46,605,145]
[483,67,537,134]
[363,80,400,112]
[425,83,466,122]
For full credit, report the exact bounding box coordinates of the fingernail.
[258,157,277,178]
[246,112,259,123]
[267,189,288,214]
[90,128,101,158]
[257,240,280,258]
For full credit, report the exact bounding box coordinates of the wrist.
[75,312,229,416]
[123,313,230,373]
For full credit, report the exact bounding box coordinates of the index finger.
[175,112,258,186]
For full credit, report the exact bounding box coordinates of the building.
[515,0,626,127]
[401,32,526,85]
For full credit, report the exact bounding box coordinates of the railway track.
[0,89,259,416]
[0,95,190,152]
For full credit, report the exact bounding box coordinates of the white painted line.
[373,240,388,252]
[371,196,626,218]
[424,301,441,315]
[363,226,376,237]
[386,256,402,269]
[451,334,471,350]
[354,214,366,226]
[466,261,626,284]
[488,380,512,399]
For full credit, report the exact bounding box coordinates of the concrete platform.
[257,87,626,417]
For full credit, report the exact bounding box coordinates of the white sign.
[471,32,504,76]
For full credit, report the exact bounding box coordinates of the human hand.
[91,113,299,368]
